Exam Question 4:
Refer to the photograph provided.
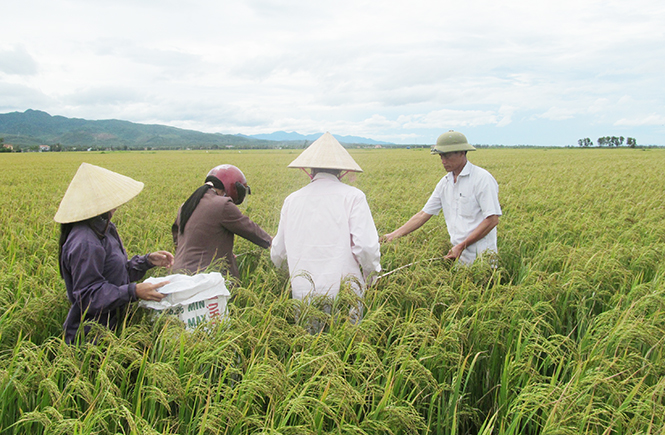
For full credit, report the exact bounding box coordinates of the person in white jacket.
[271,132,381,308]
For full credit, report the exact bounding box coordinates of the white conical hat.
[287,132,363,172]
[54,163,144,223]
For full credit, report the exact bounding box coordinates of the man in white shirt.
[382,130,501,265]
[271,132,381,302]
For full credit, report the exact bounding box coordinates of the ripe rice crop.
[0,148,664,434]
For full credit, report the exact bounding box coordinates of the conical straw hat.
[287,132,363,172]
[54,163,144,223]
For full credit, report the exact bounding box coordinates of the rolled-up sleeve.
[475,176,502,219]
[422,178,446,216]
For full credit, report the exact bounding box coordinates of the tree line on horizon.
[578,136,637,147]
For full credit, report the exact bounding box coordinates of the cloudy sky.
[2,0,664,145]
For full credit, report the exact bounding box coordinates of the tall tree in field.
[627,137,637,148]
[578,138,592,147]
[611,136,624,147]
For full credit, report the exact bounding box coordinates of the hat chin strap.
[303,168,350,180]
[301,168,313,180]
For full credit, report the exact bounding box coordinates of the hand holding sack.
[139,272,231,329]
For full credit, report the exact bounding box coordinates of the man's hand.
[444,215,499,261]
[445,243,465,261]
[135,281,169,302]
[380,232,398,243]
[148,251,174,268]
[380,211,433,244]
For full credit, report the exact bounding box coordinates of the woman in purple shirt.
[55,163,174,344]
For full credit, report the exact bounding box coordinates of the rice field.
[0,147,664,434]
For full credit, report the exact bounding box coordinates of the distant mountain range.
[242,131,390,145]
[0,110,392,150]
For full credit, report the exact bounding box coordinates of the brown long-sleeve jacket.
[172,190,271,279]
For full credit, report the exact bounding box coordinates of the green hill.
[0,109,272,150]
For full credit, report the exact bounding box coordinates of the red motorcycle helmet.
[207,164,251,205]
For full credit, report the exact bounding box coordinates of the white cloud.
[496,106,515,127]
[1,0,664,145]
[533,107,577,121]
[399,109,500,130]
[0,46,38,75]
[0,82,52,111]
[615,114,665,126]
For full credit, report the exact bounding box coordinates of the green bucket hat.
[430,130,476,154]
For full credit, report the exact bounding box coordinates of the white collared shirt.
[422,161,502,264]
[271,172,381,300]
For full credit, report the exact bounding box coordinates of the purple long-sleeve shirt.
[60,217,153,343]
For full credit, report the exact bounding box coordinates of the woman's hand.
[148,251,174,268]
[135,281,169,301]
